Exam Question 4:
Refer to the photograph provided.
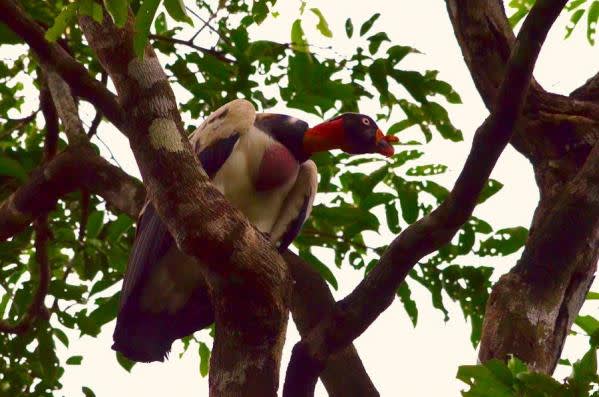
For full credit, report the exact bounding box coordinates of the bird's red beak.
[375,129,399,157]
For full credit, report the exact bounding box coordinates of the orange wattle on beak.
[375,129,399,157]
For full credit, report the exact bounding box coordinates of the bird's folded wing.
[270,160,318,251]
[113,99,257,362]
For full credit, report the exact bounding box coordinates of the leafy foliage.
[0,0,536,395]
[509,0,599,44]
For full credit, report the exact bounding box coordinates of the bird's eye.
[361,118,371,126]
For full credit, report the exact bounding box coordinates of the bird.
[112,99,399,362]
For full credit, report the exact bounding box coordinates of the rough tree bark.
[445,0,599,373]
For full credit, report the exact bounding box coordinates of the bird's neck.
[303,118,345,155]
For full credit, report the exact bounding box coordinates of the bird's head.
[303,113,399,157]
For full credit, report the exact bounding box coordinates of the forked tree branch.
[282,0,568,395]
[0,145,145,241]
[283,251,379,397]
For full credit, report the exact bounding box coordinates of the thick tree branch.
[79,14,289,396]
[445,0,598,192]
[0,217,50,334]
[479,140,599,373]
[571,71,599,101]
[282,1,567,395]
[0,145,145,241]
[283,251,379,397]
[0,0,125,130]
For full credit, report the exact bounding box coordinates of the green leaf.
[106,214,134,242]
[406,164,447,176]
[199,342,211,377]
[291,19,309,52]
[360,13,380,36]
[164,0,193,24]
[116,351,135,372]
[587,291,599,300]
[252,0,271,24]
[310,8,332,38]
[457,361,514,397]
[588,1,599,44]
[82,386,96,397]
[566,8,585,38]
[477,179,504,204]
[397,281,418,326]
[478,227,528,256]
[86,211,104,239]
[345,18,353,38]
[45,3,78,42]
[300,249,338,290]
[0,156,27,181]
[0,22,23,44]
[53,328,70,347]
[79,0,104,23]
[571,347,598,389]
[104,0,129,27]
[385,202,401,234]
[575,315,599,337]
[134,0,162,57]
[367,32,390,54]
[66,355,83,365]
[394,180,419,224]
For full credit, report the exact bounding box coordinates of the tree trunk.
[445,0,599,373]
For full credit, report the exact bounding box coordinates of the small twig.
[92,133,123,169]
[184,6,232,46]
[0,110,39,138]
[0,217,51,334]
[149,34,234,64]
[189,9,217,42]
[78,190,90,241]
[87,72,107,137]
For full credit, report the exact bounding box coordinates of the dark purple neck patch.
[255,143,299,191]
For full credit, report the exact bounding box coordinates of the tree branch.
[0,217,51,334]
[0,145,145,241]
[87,73,108,137]
[149,34,234,64]
[46,71,89,145]
[39,72,59,162]
[282,1,567,394]
[570,71,599,101]
[0,0,125,130]
[445,0,599,188]
[283,251,379,397]
[79,13,289,395]
[479,139,599,373]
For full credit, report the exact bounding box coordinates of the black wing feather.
[198,132,240,178]
[277,196,310,252]
[113,134,240,362]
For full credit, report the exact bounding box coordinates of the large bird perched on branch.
[112,99,398,362]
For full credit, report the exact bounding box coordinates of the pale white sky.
[5,1,598,396]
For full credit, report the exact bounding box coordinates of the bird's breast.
[211,128,299,233]
[255,143,299,191]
